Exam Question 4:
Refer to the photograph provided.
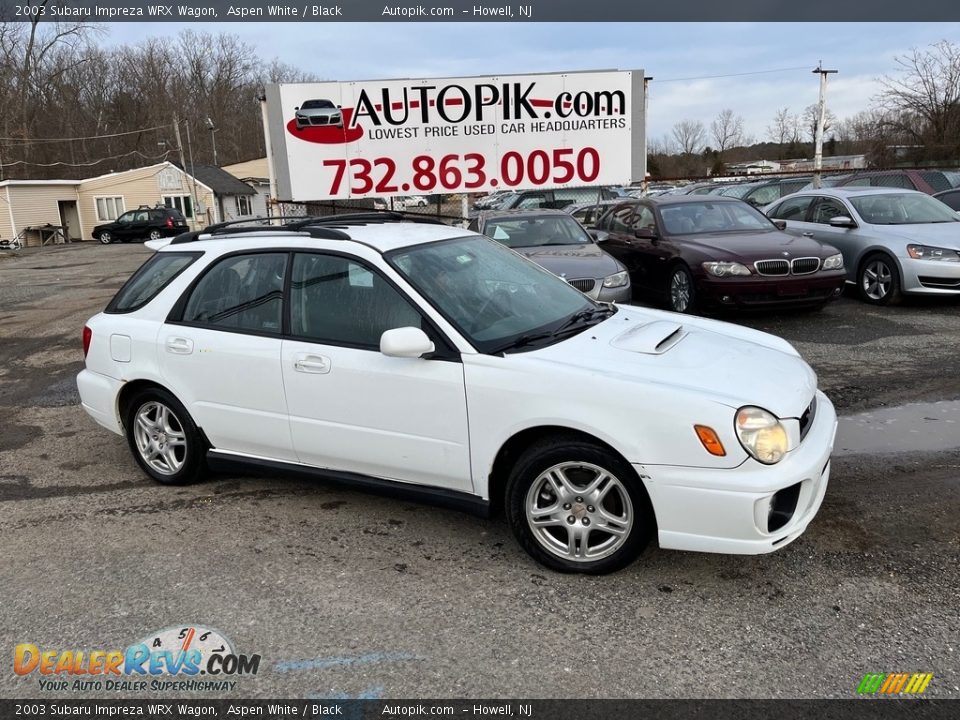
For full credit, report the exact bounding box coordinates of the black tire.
[858,252,902,305]
[98,231,112,244]
[505,436,655,574]
[124,387,206,486]
[667,264,696,314]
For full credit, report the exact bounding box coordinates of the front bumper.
[900,257,960,295]
[639,390,837,555]
[77,369,124,436]
[697,272,846,308]
[596,281,632,303]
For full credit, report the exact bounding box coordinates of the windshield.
[301,99,335,109]
[850,193,960,225]
[388,236,600,354]
[718,184,755,198]
[659,201,774,235]
[483,215,592,248]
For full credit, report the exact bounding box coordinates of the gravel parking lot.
[0,242,958,699]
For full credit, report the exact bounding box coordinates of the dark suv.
[93,206,189,244]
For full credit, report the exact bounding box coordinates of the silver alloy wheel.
[525,461,634,562]
[133,401,187,475]
[862,259,892,300]
[148,230,161,241]
[99,232,111,244]
[670,269,691,312]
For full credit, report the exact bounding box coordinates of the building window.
[163,195,193,219]
[236,195,252,216]
[95,197,125,222]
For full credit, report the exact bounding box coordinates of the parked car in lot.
[491,187,621,213]
[933,188,960,211]
[735,177,814,208]
[590,197,846,313]
[565,199,622,228]
[832,169,954,195]
[469,209,631,303]
[93,206,189,244]
[765,187,960,304]
[77,213,837,574]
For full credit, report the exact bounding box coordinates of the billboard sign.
[263,70,644,202]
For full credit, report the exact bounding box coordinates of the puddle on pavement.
[835,400,960,456]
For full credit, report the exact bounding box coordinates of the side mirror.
[634,227,658,240]
[829,215,856,228]
[772,219,787,231]
[587,229,609,243]
[380,327,435,359]
[294,106,299,111]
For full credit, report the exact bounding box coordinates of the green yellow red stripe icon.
[857,673,933,695]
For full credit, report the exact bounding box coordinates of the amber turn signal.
[694,425,726,456]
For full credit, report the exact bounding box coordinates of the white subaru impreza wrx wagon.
[77,214,837,574]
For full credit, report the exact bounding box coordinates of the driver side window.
[810,198,848,224]
[630,206,656,231]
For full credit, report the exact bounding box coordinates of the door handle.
[165,336,194,354]
[802,232,815,237]
[294,354,331,374]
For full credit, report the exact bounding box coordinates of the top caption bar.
[2,0,960,21]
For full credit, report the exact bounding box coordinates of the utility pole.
[174,117,202,229]
[185,121,207,224]
[812,63,838,189]
[643,75,653,194]
[206,117,219,166]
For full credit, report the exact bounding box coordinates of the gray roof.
[173,162,255,196]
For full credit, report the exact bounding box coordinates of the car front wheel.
[858,253,901,305]
[505,437,654,574]
[124,387,206,485]
[98,231,112,244]
[668,265,696,313]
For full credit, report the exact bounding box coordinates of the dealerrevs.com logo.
[14,625,260,693]
[857,673,934,695]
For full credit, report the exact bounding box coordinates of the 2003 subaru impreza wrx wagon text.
[77,214,838,573]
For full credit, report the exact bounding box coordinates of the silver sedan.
[294,99,343,129]
[764,187,960,304]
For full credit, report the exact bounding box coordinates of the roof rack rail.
[168,210,447,245]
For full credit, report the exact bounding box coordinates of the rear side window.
[105,252,200,314]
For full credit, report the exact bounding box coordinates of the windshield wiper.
[491,305,616,354]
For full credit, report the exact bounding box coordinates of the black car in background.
[93,206,189,244]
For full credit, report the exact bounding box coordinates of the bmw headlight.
[602,271,629,288]
[907,244,960,262]
[735,406,788,465]
[703,261,751,277]
[822,253,844,270]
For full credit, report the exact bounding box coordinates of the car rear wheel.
[505,437,654,574]
[124,387,206,485]
[667,265,696,313]
[148,229,162,241]
[858,253,901,305]
[98,231,112,244]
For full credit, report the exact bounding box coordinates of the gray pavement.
[0,242,957,699]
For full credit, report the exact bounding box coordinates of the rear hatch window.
[105,252,201,314]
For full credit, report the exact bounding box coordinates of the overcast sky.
[108,22,957,145]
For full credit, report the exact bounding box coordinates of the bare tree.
[878,39,960,162]
[671,119,706,156]
[710,109,744,158]
[804,103,838,143]
[767,107,793,145]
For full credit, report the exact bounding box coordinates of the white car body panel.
[78,223,837,557]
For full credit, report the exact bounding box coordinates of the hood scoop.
[611,320,687,355]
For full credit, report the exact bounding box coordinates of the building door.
[58,201,80,242]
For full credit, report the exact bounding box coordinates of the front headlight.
[735,406,788,465]
[703,261,751,277]
[907,244,960,262]
[822,253,844,270]
[602,271,629,288]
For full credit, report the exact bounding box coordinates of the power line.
[653,66,811,83]
[1,148,173,168]
[0,123,173,146]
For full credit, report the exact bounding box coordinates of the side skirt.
[206,450,491,518]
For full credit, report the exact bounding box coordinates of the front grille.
[798,396,817,441]
[755,259,789,276]
[791,257,821,275]
[311,116,330,125]
[918,275,960,289]
[568,278,596,293]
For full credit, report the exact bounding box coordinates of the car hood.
[527,306,817,418]
[683,230,836,260]
[865,222,960,249]
[514,243,623,279]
